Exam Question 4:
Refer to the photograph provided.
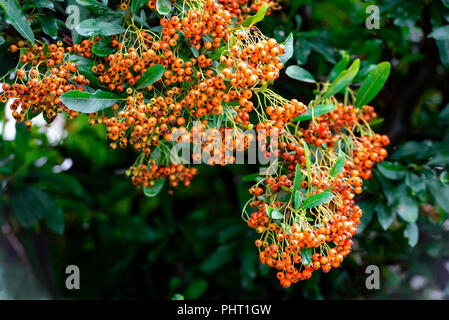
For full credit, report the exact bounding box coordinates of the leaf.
[242,173,262,182]
[39,16,59,39]
[0,36,4,46]
[428,25,449,40]
[394,189,419,223]
[427,177,449,213]
[301,248,313,266]
[131,0,147,14]
[75,0,115,15]
[0,0,35,43]
[184,279,208,299]
[330,151,345,177]
[61,90,121,113]
[156,0,172,15]
[301,192,334,210]
[358,200,375,233]
[11,186,54,227]
[201,243,235,272]
[135,64,165,90]
[24,0,55,11]
[143,179,165,197]
[292,164,303,195]
[302,141,311,191]
[92,39,115,57]
[293,104,336,122]
[45,206,65,235]
[75,19,125,37]
[328,52,350,81]
[355,62,391,108]
[294,191,302,211]
[377,161,407,180]
[279,33,294,64]
[239,3,270,27]
[323,59,360,99]
[404,223,419,247]
[375,202,393,231]
[286,65,315,83]
[271,208,284,220]
[171,294,184,300]
[405,172,426,194]
[31,172,84,197]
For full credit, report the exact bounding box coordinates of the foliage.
[0,0,449,299]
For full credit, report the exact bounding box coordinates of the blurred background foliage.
[1,0,449,299]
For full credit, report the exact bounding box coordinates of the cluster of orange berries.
[130,162,198,188]
[1,42,84,124]
[244,99,389,287]
[0,0,390,288]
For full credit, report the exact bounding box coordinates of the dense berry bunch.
[0,0,390,287]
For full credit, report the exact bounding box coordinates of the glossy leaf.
[75,19,126,37]
[301,192,334,210]
[286,65,315,83]
[156,0,172,15]
[0,0,35,43]
[323,59,360,99]
[294,104,336,122]
[136,64,165,90]
[61,90,121,113]
[355,62,391,108]
[143,179,165,197]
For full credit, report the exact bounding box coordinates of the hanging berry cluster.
[0,0,390,287]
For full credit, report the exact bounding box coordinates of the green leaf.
[355,62,391,108]
[271,208,284,220]
[24,0,55,11]
[292,164,303,195]
[405,172,426,193]
[286,65,315,83]
[330,151,345,177]
[301,248,313,266]
[184,279,208,299]
[279,33,294,64]
[143,179,165,197]
[428,25,449,40]
[328,52,350,81]
[375,202,393,231]
[92,39,115,57]
[242,172,262,182]
[427,178,449,213]
[394,190,419,223]
[171,293,184,300]
[302,141,311,192]
[131,0,147,14]
[156,0,172,15]
[61,90,121,113]
[11,186,54,227]
[0,0,35,43]
[136,64,165,90]
[239,3,270,27]
[39,16,59,39]
[45,206,65,235]
[31,172,84,197]
[358,200,375,233]
[201,243,235,272]
[76,0,116,15]
[404,223,419,247]
[377,161,407,180]
[294,191,302,211]
[293,104,336,122]
[323,59,360,99]
[75,19,126,37]
[0,36,4,46]
[301,191,334,210]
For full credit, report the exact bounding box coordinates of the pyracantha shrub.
[0,0,391,287]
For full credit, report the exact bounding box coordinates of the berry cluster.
[0,0,390,287]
